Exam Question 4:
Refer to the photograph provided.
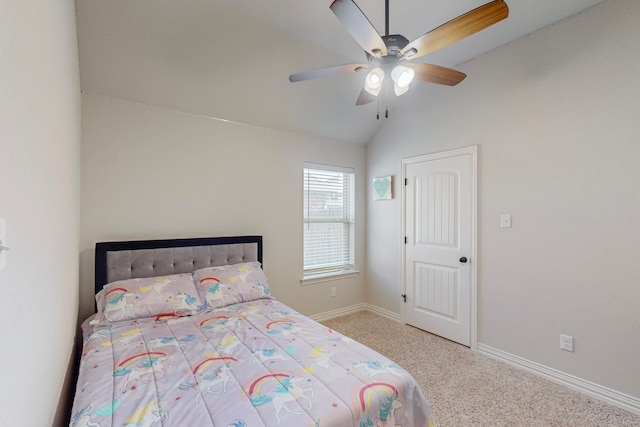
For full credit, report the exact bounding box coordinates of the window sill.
[300,270,360,286]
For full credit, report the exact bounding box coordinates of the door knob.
[459,257,468,263]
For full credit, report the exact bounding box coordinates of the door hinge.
[404,236,407,244]
[401,294,407,303]
[404,178,407,186]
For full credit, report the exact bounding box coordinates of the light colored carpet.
[321,311,640,427]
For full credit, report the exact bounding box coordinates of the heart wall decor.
[373,176,393,200]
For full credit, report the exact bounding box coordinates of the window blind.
[303,164,355,276]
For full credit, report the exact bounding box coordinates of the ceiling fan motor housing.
[382,34,410,56]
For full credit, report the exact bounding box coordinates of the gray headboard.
[95,236,262,295]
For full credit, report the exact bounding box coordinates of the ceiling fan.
[289,0,509,106]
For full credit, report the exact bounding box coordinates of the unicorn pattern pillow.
[94,273,206,325]
[193,261,272,310]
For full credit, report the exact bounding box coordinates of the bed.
[70,235,435,427]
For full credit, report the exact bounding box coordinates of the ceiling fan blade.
[330,0,387,57]
[401,0,509,60]
[289,63,368,82]
[409,63,467,86]
[356,87,376,105]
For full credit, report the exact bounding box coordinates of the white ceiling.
[76,0,605,145]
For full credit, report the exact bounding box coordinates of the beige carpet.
[321,311,640,427]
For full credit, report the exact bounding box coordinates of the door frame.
[400,145,478,350]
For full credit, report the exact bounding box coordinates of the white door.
[402,147,476,347]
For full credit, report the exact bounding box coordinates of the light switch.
[0,218,7,271]
[500,214,512,228]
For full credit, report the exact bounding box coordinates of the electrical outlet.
[331,287,336,297]
[560,334,574,352]
[500,214,512,228]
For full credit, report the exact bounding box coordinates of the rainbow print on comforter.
[71,299,434,427]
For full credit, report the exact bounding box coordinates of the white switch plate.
[500,214,512,228]
[0,218,6,271]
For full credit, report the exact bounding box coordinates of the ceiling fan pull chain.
[383,78,389,119]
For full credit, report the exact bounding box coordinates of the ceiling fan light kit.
[364,67,385,95]
[391,65,415,88]
[289,0,509,107]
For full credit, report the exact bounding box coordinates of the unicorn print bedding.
[71,237,434,427]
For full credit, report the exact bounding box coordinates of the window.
[303,163,356,281]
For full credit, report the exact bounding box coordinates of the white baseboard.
[309,303,401,323]
[308,303,367,322]
[478,343,640,416]
[364,303,401,322]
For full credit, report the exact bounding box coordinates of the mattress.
[71,298,434,427]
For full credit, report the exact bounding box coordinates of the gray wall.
[366,0,640,399]
[0,1,81,425]
[80,94,366,322]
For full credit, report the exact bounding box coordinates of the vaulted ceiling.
[76,0,605,145]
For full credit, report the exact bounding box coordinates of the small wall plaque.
[373,175,392,200]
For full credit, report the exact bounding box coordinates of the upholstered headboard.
[94,236,262,295]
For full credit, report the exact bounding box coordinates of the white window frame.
[301,162,358,285]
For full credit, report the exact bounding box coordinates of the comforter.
[71,299,434,426]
